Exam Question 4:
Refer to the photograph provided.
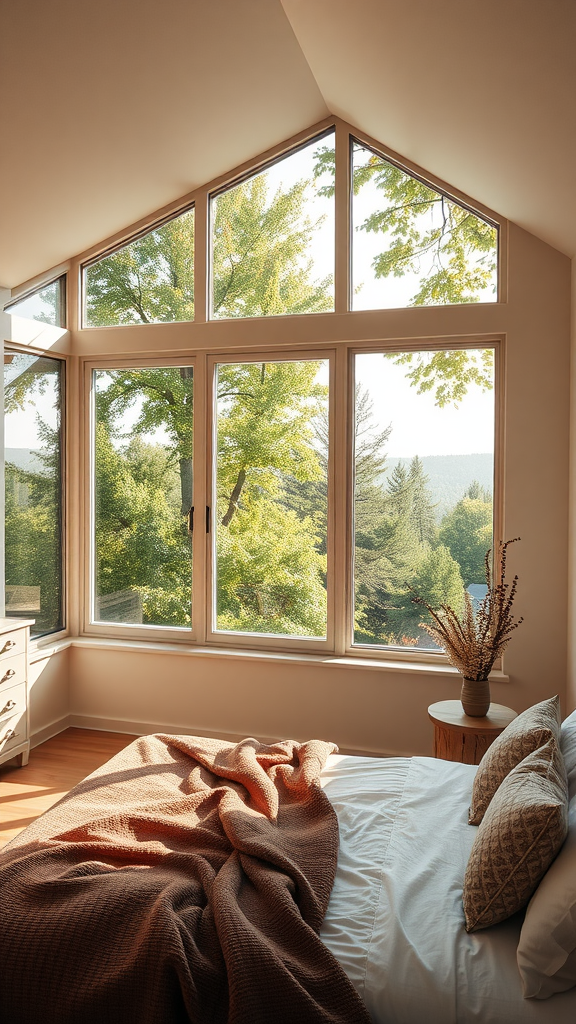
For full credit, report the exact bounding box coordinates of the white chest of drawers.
[0,618,34,769]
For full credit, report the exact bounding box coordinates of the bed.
[1,706,575,1023]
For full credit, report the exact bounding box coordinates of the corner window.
[84,207,194,327]
[4,350,64,637]
[4,277,66,328]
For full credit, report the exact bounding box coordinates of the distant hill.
[5,448,46,475]
[382,453,493,522]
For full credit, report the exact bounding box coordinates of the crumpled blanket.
[0,732,372,1024]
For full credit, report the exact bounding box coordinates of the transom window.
[210,130,335,319]
[351,140,498,309]
[4,277,66,328]
[84,207,195,327]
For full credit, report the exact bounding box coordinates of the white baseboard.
[31,716,71,748]
[66,714,401,757]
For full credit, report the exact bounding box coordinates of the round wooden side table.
[428,700,517,765]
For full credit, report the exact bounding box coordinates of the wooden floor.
[0,728,136,849]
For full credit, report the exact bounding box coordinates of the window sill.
[42,634,509,682]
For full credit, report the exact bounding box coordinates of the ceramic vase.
[460,677,490,717]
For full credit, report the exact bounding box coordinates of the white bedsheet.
[320,753,576,1024]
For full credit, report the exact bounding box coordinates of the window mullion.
[331,345,350,655]
[194,190,208,325]
[334,122,351,315]
[191,353,208,639]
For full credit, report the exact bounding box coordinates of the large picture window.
[4,350,64,637]
[73,121,503,662]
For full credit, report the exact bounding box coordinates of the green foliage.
[85,210,195,326]
[439,496,493,586]
[4,355,63,637]
[215,360,328,635]
[217,498,326,637]
[387,348,494,407]
[5,459,62,635]
[212,173,332,318]
[96,366,193,514]
[94,422,192,627]
[353,144,497,306]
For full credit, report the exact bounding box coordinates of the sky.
[354,351,494,458]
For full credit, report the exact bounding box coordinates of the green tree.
[212,175,332,318]
[466,479,492,503]
[316,141,497,306]
[4,355,63,636]
[408,456,437,545]
[214,360,328,634]
[85,210,195,326]
[94,422,192,626]
[391,545,464,641]
[96,366,194,515]
[439,496,493,586]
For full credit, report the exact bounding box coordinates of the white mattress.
[319,753,576,1024]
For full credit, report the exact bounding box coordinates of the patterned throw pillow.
[463,737,568,933]
[469,695,560,825]
[516,710,576,999]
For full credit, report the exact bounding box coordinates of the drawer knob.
[0,700,16,715]
[1,669,16,684]
[0,640,16,654]
[3,729,18,741]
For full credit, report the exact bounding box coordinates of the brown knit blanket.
[0,733,371,1024]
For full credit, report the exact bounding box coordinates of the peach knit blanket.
[0,733,371,1024]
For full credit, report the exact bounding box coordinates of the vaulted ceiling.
[1,0,574,288]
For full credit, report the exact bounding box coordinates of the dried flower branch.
[408,538,523,680]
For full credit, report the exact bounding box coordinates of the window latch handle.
[187,506,194,535]
[206,506,211,533]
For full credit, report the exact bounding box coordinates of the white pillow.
[561,708,576,796]
[517,709,576,999]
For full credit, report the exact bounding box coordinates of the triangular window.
[351,139,498,309]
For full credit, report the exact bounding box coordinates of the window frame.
[81,335,502,666]
[84,355,200,643]
[4,275,67,329]
[36,114,506,666]
[204,347,336,653]
[81,202,196,330]
[344,336,504,663]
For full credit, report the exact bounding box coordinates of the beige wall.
[29,649,69,744]
[568,257,576,714]
[27,221,565,758]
